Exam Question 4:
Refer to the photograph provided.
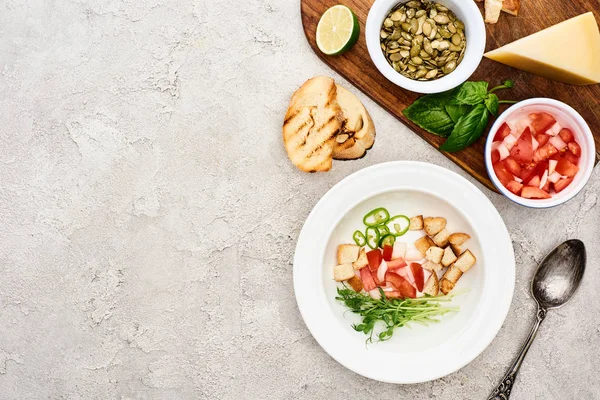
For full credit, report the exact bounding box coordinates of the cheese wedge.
[485,12,600,85]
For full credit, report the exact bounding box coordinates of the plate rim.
[293,161,515,384]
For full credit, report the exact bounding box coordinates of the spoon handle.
[487,307,547,400]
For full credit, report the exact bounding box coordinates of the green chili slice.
[353,230,367,247]
[377,225,390,237]
[387,215,410,236]
[379,234,396,248]
[363,207,390,227]
[365,226,380,249]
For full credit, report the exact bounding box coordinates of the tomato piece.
[520,160,547,182]
[366,249,382,272]
[559,128,574,143]
[493,161,515,186]
[527,175,541,188]
[567,141,581,157]
[562,151,579,165]
[542,180,551,192]
[382,245,393,262]
[386,258,407,270]
[510,127,534,164]
[494,123,512,141]
[371,270,383,285]
[491,149,500,164]
[535,134,551,146]
[521,186,552,199]
[359,267,377,292]
[385,272,417,298]
[409,263,425,292]
[503,157,522,176]
[529,113,556,134]
[554,177,574,193]
[506,180,524,195]
[533,142,559,162]
[549,152,560,161]
[555,159,579,177]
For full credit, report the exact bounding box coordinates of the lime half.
[316,5,360,56]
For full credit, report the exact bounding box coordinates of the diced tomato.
[409,263,425,292]
[542,180,551,192]
[506,180,524,195]
[559,128,574,143]
[510,127,534,164]
[555,159,579,177]
[563,151,580,165]
[503,157,522,176]
[533,143,559,162]
[491,149,500,164]
[549,152,561,161]
[385,272,417,298]
[554,177,574,193]
[535,134,551,146]
[494,123,512,141]
[527,175,541,187]
[382,245,393,262]
[359,267,377,291]
[530,113,556,134]
[521,186,552,199]
[386,258,407,270]
[371,270,383,286]
[366,249,382,272]
[493,161,515,185]
[520,161,547,182]
[567,141,581,157]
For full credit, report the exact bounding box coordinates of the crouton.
[454,249,476,272]
[451,244,463,256]
[426,246,444,264]
[347,275,364,292]
[441,246,458,267]
[424,217,446,236]
[422,272,439,296]
[409,215,424,230]
[337,244,360,264]
[422,260,443,272]
[352,248,369,270]
[432,228,450,247]
[415,235,435,256]
[484,0,503,23]
[334,263,355,282]
[449,232,471,246]
[440,265,463,294]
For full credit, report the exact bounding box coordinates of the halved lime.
[316,5,360,56]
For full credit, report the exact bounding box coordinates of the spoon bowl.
[532,239,586,310]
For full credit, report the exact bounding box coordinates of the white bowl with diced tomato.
[485,98,595,208]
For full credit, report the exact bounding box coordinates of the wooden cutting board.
[301,0,600,191]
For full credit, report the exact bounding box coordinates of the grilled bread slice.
[332,85,376,160]
[283,77,343,172]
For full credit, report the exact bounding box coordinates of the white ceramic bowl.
[485,98,596,208]
[294,162,515,383]
[366,0,486,94]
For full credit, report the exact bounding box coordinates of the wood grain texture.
[301,0,600,191]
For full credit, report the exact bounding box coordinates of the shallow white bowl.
[485,98,596,208]
[366,0,486,94]
[293,162,515,383]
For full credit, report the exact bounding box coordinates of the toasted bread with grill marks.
[283,77,343,172]
[332,85,376,160]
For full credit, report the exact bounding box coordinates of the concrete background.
[0,0,598,398]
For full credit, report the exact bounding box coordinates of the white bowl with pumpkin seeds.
[366,0,485,94]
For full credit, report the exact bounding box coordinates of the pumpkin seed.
[423,39,433,54]
[448,23,457,33]
[388,48,401,54]
[389,53,403,61]
[384,18,394,28]
[422,21,432,37]
[433,14,449,24]
[429,8,437,18]
[409,18,418,33]
[401,22,412,32]
[451,33,462,46]
[415,69,427,79]
[443,60,457,74]
[391,11,403,21]
[400,50,410,58]
[425,69,438,79]
[380,30,389,39]
[449,43,462,52]
[388,41,400,49]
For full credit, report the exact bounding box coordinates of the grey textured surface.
[0,1,599,399]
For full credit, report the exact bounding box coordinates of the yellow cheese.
[485,12,600,85]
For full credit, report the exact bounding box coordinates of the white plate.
[293,161,515,384]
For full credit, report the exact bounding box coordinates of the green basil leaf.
[454,81,489,105]
[445,99,472,123]
[402,92,455,137]
[440,104,489,152]
[485,93,499,116]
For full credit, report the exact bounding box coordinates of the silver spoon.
[488,239,586,400]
